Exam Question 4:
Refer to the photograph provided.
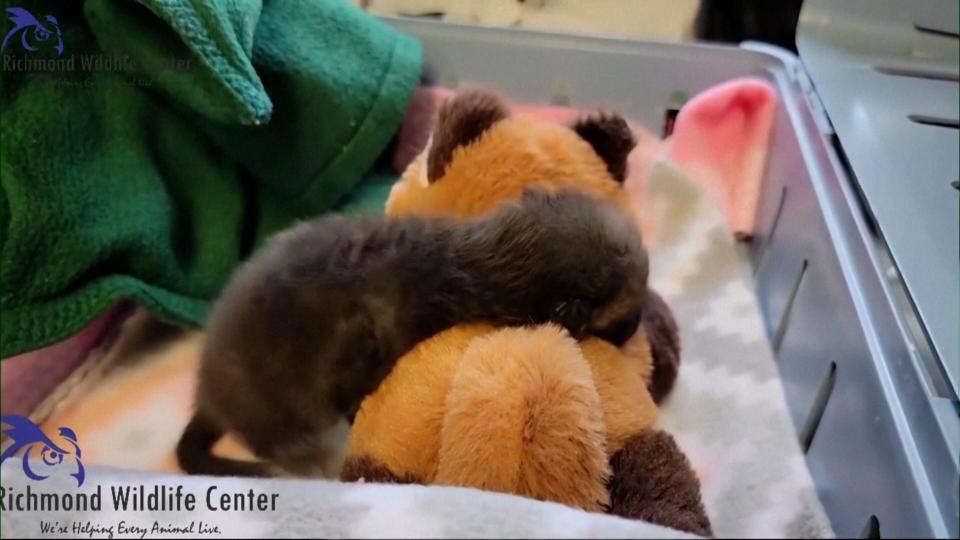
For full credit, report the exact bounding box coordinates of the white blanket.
[644,161,833,538]
[0,462,698,539]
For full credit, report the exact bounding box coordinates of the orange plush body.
[342,90,711,537]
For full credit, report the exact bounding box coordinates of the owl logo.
[1,7,63,56]
[1,415,85,487]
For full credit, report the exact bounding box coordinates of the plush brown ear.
[572,111,637,183]
[427,88,509,182]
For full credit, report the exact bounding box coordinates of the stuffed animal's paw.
[340,456,418,484]
[606,430,712,537]
[642,288,681,403]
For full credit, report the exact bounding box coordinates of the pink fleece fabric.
[1,303,127,416]
[665,77,777,237]
[392,78,778,238]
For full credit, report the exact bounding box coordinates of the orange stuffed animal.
[341,89,711,537]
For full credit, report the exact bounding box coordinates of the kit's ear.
[572,111,637,183]
[427,88,510,182]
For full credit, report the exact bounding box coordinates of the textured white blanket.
[0,462,698,539]
[642,161,833,538]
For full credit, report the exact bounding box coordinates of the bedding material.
[0,461,699,539]
[663,77,777,238]
[0,0,422,358]
[639,161,832,538]
[0,303,127,417]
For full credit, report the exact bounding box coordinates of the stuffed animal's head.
[381,88,683,401]
[385,88,639,223]
[385,88,652,348]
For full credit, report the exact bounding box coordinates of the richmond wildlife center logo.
[2,6,195,79]
[1,415,85,487]
[1,7,63,56]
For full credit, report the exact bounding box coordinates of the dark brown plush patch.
[572,112,637,183]
[606,430,713,537]
[642,288,681,404]
[427,88,509,182]
[340,455,420,484]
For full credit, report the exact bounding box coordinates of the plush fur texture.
[608,431,713,537]
[639,287,681,404]
[572,111,637,183]
[340,455,418,485]
[388,88,680,401]
[178,189,650,478]
[387,113,633,220]
[435,326,610,511]
[427,88,510,182]
[385,88,678,401]
[344,325,492,483]
[343,321,662,512]
[343,88,709,535]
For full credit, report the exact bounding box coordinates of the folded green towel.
[1,0,422,358]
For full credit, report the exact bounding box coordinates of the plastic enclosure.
[380,10,960,538]
[798,0,959,403]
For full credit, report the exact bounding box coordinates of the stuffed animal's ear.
[572,111,637,183]
[427,88,509,182]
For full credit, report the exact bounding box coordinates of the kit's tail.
[176,412,270,477]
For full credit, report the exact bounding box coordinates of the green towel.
[1,0,422,358]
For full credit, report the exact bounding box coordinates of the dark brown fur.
[607,431,713,537]
[178,189,650,478]
[572,112,638,183]
[572,108,679,400]
[641,288,681,404]
[427,88,509,182]
[340,455,418,484]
